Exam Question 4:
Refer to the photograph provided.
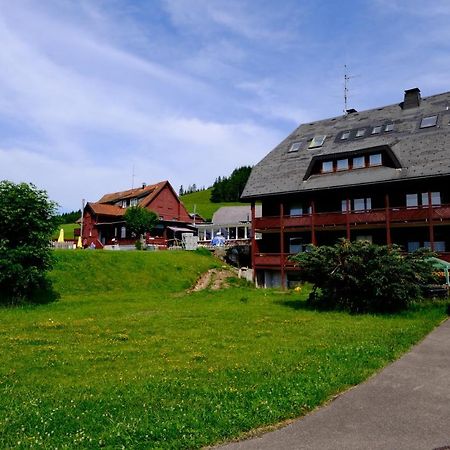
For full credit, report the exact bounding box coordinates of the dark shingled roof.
[242,90,450,199]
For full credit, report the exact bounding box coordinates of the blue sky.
[1,0,450,212]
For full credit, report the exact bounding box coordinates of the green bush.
[291,240,437,313]
[0,181,57,304]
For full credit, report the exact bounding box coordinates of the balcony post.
[385,193,391,246]
[251,201,257,282]
[428,192,435,251]
[346,197,351,240]
[280,202,286,289]
[311,200,317,245]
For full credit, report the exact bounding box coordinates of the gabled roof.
[212,205,262,225]
[242,89,450,199]
[98,181,167,206]
[87,202,124,217]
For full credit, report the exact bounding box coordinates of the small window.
[341,199,349,213]
[384,123,394,132]
[406,194,418,208]
[431,192,441,205]
[322,161,333,172]
[420,115,438,128]
[121,226,126,238]
[341,131,350,140]
[290,205,303,216]
[309,135,326,148]
[353,197,371,212]
[336,159,349,171]
[289,142,301,152]
[407,241,420,252]
[423,192,441,206]
[355,128,366,138]
[130,198,138,206]
[352,156,365,169]
[369,153,382,166]
[371,126,382,135]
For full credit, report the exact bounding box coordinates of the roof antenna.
[344,64,350,114]
[131,164,135,189]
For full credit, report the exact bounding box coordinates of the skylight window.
[420,115,438,128]
[371,126,382,134]
[341,131,350,140]
[309,135,326,149]
[385,123,394,132]
[288,142,301,152]
[355,128,366,138]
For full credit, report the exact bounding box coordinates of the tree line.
[210,166,252,203]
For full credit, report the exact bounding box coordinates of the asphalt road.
[217,319,450,450]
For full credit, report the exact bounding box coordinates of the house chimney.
[402,88,421,109]
[346,108,357,114]
[142,182,146,189]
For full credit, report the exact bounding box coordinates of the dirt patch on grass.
[189,268,237,292]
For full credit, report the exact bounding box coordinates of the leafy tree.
[210,166,252,202]
[0,181,58,304]
[291,240,437,313]
[124,206,158,248]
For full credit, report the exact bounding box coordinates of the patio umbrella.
[77,236,82,248]
[57,228,64,243]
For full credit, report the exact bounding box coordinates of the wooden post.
[280,202,286,290]
[428,191,435,251]
[251,201,257,283]
[311,200,317,245]
[346,197,351,240]
[385,193,391,246]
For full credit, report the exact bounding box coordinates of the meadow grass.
[180,189,247,221]
[0,250,446,449]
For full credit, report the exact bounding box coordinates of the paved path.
[218,319,450,450]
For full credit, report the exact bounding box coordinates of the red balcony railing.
[254,204,450,231]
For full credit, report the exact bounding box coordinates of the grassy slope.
[181,188,247,221]
[0,251,446,449]
[52,223,79,240]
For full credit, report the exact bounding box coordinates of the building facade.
[241,88,450,288]
[82,180,194,248]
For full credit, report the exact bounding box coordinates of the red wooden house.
[241,88,450,288]
[82,180,194,248]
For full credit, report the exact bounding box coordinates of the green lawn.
[0,250,446,449]
[52,223,79,240]
[181,188,248,221]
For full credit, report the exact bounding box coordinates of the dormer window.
[420,115,438,128]
[369,153,382,166]
[336,159,349,171]
[352,156,365,169]
[355,128,366,138]
[289,142,302,152]
[130,198,138,207]
[309,135,326,149]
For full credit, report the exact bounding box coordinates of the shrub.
[0,181,58,304]
[291,240,437,313]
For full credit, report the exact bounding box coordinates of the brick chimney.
[402,88,421,109]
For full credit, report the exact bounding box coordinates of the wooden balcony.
[254,204,450,231]
[254,252,450,269]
